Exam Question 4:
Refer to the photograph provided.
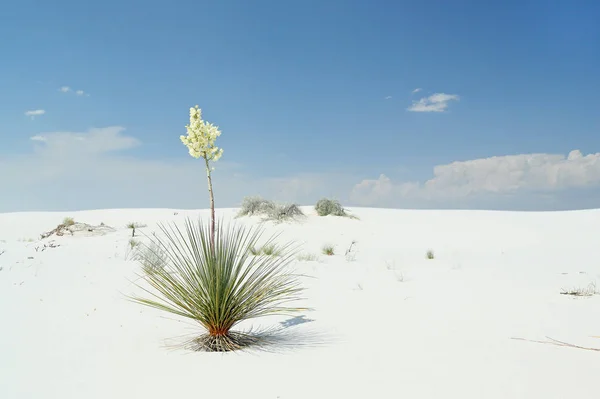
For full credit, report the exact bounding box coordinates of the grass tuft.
[249,243,281,256]
[426,249,435,260]
[128,218,308,352]
[297,253,319,262]
[322,244,335,256]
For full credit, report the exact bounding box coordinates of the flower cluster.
[180,105,224,161]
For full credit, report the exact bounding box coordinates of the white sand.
[1,207,599,398]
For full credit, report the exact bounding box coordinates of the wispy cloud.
[384,95,392,100]
[407,93,459,112]
[59,86,89,96]
[412,88,422,94]
[24,109,46,118]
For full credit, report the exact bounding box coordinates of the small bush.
[127,222,147,229]
[237,196,304,223]
[127,222,147,237]
[322,245,335,256]
[426,250,435,260]
[134,242,168,272]
[264,203,305,223]
[237,196,275,217]
[63,217,75,226]
[315,198,347,217]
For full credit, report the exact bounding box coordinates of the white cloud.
[59,86,88,96]
[412,88,422,94]
[351,150,600,207]
[4,127,600,212]
[24,109,46,118]
[29,127,140,155]
[407,93,459,112]
[0,127,356,212]
[385,96,392,100]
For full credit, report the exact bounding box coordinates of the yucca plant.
[129,218,307,352]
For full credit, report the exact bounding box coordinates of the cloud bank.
[2,127,600,212]
[351,150,600,209]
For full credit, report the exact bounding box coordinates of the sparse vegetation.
[322,245,335,256]
[315,198,357,219]
[237,196,305,223]
[249,243,281,257]
[63,217,75,227]
[560,282,598,297]
[297,253,319,262]
[265,203,305,223]
[426,250,435,260]
[261,243,280,256]
[344,240,357,262]
[126,222,147,237]
[129,238,140,249]
[134,242,168,273]
[129,219,307,352]
[237,196,276,217]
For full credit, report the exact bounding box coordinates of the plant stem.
[204,156,216,255]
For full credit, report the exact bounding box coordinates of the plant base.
[185,331,263,352]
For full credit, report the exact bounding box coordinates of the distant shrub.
[265,203,305,223]
[126,222,147,237]
[315,198,357,219]
[63,217,75,226]
[426,250,435,260]
[133,242,168,273]
[237,196,275,217]
[237,196,305,223]
[322,244,335,256]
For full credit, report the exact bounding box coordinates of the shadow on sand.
[161,314,334,354]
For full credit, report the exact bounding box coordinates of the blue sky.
[1,0,600,212]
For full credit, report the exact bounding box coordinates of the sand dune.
[1,207,599,398]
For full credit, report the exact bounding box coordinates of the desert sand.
[1,207,599,398]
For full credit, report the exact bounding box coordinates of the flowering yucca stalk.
[180,105,224,254]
